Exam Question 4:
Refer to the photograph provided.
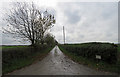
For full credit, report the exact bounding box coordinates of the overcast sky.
[0,0,118,45]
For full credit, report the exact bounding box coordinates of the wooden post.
[63,26,65,44]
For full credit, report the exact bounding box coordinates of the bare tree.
[3,2,55,46]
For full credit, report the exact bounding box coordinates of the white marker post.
[96,55,101,59]
[96,55,101,62]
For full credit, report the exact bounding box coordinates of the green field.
[58,42,120,73]
[2,45,55,74]
[1,45,28,49]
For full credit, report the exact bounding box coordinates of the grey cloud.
[2,34,30,45]
[58,3,81,24]
[1,2,118,45]
[55,2,118,43]
[65,10,81,24]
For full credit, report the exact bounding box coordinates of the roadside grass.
[3,58,34,74]
[2,45,54,74]
[58,45,120,74]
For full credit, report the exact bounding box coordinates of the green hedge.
[59,42,117,64]
[2,45,55,74]
[2,45,48,63]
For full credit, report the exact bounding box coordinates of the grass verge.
[58,45,120,74]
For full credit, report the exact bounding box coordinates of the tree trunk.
[31,40,35,46]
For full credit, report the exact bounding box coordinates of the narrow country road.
[7,46,116,75]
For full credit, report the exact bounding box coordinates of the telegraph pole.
[63,26,65,44]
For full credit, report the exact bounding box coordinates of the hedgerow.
[59,42,117,64]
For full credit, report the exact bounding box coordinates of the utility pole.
[63,26,65,44]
